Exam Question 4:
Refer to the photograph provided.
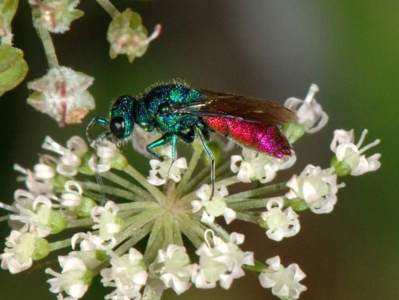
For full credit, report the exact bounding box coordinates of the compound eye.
[110,116,125,138]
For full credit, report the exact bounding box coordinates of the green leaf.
[0,0,19,24]
[0,44,28,96]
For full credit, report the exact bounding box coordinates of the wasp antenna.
[86,117,110,144]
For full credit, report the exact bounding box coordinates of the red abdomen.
[203,116,291,158]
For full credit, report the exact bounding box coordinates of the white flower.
[147,145,187,186]
[0,226,49,274]
[27,66,95,126]
[101,248,148,300]
[72,232,112,252]
[260,197,300,241]
[46,254,92,300]
[88,139,123,173]
[14,163,55,195]
[330,129,381,176]
[71,232,110,269]
[10,195,66,237]
[29,0,84,34]
[152,244,196,295]
[259,256,307,300]
[60,181,83,208]
[286,165,345,214]
[107,8,161,63]
[285,83,328,134]
[91,201,124,242]
[192,184,236,225]
[42,136,88,177]
[231,147,296,183]
[193,231,254,289]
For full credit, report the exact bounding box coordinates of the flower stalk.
[96,0,119,17]
[34,23,59,68]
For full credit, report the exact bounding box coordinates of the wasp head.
[110,95,136,140]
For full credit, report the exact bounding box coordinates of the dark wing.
[175,89,296,125]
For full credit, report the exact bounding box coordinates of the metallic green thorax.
[137,83,203,134]
[108,82,210,160]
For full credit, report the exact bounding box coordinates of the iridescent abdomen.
[204,116,291,158]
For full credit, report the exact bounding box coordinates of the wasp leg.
[196,127,215,200]
[146,133,173,160]
[86,117,109,144]
[177,127,195,143]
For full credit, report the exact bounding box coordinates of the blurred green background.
[0,1,398,299]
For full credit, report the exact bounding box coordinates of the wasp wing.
[175,89,296,125]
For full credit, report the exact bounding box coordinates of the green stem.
[50,238,71,251]
[244,260,267,273]
[95,0,119,17]
[34,24,58,68]
[123,165,165,203]
[177,215,205,248]
[162,214,174,248]
[142,279,164,300]
[215,175,239,187]
[67,218,93,229]
[101,171,153,201]
[115,222,152,256]
[79,181,138,201]
[178,165,209,196]
[175,146,203,197]
[115,208,162,245]
[228,198,270,210]
[235,211,259,224]
[172,217,183,246]
[226,182,287,202]
[117,201,158,211]
[144,217,164,263]
[205,221,230,241]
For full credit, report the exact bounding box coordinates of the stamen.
[356,129,368,148]
[13,164,28,175]
[0,202,18,213]
[304,84,319,104]
[146,24,162,43]
[360,139,381,153]
[42,136,67,155]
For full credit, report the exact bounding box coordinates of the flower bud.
[107,9,161,63]
[27,66,95,126]
[330,155,352,177]
[29,0,84,34]
[73,197,96,218]
[32,236,51,260]
[49,210,67,234]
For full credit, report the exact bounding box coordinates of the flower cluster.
[0,84,381,300]
[29,0,84,34]
[27,66,95,127]
[107,8,161,63]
